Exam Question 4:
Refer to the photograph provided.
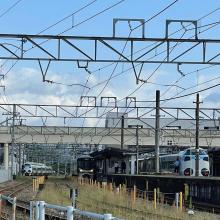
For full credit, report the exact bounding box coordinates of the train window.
[185,150,192,155]
[184,156,191,161]
[204,126,219,130]
[199,150,206,155]
[203,157,209,161]
[185,149,207,156]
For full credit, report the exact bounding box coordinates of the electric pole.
[194,93,202,177]
[155,90,160,173]
[11,104,16,177]
[136,126,139,174]
[121,115,124,149]
[18,144,21,175]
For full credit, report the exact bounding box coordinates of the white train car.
[22,162,53,176]
[139,147,210,176]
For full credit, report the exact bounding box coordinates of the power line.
[93,0,180,99]
[161,83,220,102]
[38,0,98,34]
[0,0,126,87]
[74,1,181,138]
[0,0,23,19]
[115,12,220,103]
[84,6,219,102]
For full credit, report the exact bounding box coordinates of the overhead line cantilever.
[1,34,220,64]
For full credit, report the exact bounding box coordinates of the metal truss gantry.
[0,100,219,146]
[0,33,220,64]
[0,19,220,83]
[1,100,220,125]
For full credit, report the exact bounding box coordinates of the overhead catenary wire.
[112,9,220,104]
[0,0,98,69]
[94,0,180,99]
[160,83,220,102]
[1,2,220,130]
[37,0,98,35]
[84,6,220,103]
[0,0,125,81]
[35,4,220,129]
[67,2,220,133]
[87,5,218,131]
[0,0,126,111]
[0,0,23,19]
[79,0,180,138]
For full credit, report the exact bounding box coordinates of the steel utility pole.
[194,93,201,177]
[11,104,16,177]
[18,144,21,175]
[155,90,160,173]
[121,115,124,149]
[136,126,139,175]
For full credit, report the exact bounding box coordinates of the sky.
[1,0,220,127]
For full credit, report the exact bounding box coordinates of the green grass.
[36,177,219,220]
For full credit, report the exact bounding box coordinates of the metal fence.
[30,201,121,220]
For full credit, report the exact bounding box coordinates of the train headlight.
[79,169,83,172]
[184,168,193,176]
[201,168,209,176]
[90,169,93,172]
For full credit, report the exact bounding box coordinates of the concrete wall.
[0,168,11,183]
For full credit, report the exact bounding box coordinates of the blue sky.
[0,0,220,124]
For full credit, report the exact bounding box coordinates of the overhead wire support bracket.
[177,63,185,76]
[113,18,145,38]
[126,97,136,107]
[80,96,97,106]
[38,60,51,82]
[77,60,89,69]
[101,97,117,107]
[165,19,198,39]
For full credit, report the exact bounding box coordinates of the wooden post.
[180,192,183,212]
[32,178,34,192]
[157,187,160,203]
[109,183,113,191]
[160,192,164,204]
[133,185,136,204]
[123,184,126,194]
[119,184,121,194]
[145,180,148,207]
[184,183,189,200]
[154,188,157,209]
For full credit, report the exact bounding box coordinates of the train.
[139,147,210,176]
[22,162,53,176]
[72,155,95,178]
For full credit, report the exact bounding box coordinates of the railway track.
[0,179,68,220]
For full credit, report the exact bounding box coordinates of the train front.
[22,163,32,176]
[77,156,95,179]
[180,148,210,176]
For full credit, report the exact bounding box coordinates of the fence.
[32,176,45,191]
[77,177,184,211]
[30,200,120,220]
[0,191,120,220]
